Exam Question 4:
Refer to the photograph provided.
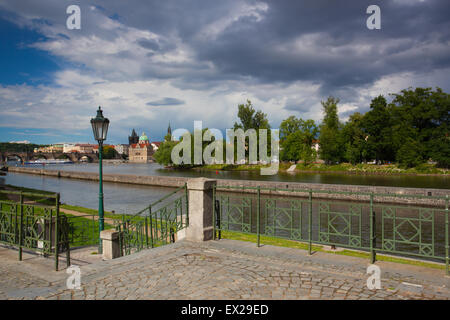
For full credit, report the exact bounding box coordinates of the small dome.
[139,132,149,142]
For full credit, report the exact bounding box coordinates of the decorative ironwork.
[213,185,449,275]
[115,183,189,256]
[318,202,363,249]
[0,189,68,271]
[380,204,436,258]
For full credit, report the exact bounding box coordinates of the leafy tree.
[0,142,43,153]
[154,128,222,167]
[232,100,271,161]
[233,99,270,131]
[361,95,394,163]
[318,97,343,164]
[280,117,318,164]
[153,140,178,166]
[102,145,117,159]
[341,113,368,164]
[390,87,449,167]
[396,138,423,168]
[280,116,302,143]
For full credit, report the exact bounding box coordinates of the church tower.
[165,123,172,141]
[128,129,139,145]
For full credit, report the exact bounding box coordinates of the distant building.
[151,142,161,151]
[312,140,320,153]
[114,144,129,156]
[63,143,76,153]
[75,144,95,153]
[34,144,64,153]
[129,129,139,145]
[129,132,154,163]
[165,123,172,141]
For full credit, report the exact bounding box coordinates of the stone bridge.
[0,151,99,163]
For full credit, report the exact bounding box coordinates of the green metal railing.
[66,214,103,248]
[213,185,449,275]
[0,189,69,271]
[115,183,189,256]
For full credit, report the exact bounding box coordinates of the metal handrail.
[215,185,449,200]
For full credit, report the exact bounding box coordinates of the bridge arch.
[78,154,94,163]
[5,154,24,163]
[32,154,48,160]
[55,153,71,160]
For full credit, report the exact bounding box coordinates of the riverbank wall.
[6,166,450,206]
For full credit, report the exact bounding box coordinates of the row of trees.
[313,88,449,168]
[154,100,272,166]
[154,87,449,168]
[0,142,43,153]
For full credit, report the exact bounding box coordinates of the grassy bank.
[220,230,446,271]
[199,163,291,172]
[295,163,448,175]
[199,162,448,175]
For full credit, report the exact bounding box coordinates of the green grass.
[220,230,446,271]
[2,184,57,205]
[295,163,448,175]
[196,162,448,175]
[201,163,291,172]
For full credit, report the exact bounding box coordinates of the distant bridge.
[0,151,100,163]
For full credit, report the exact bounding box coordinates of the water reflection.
[13,162,450,189]
[4,172,175,214]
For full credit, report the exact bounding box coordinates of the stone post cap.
[100,229,120,240]
[187,177,217,191]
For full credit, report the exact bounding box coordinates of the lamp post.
[90,106,109,253]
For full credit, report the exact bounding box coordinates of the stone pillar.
[100,229,122,260]
[183,178,216,241]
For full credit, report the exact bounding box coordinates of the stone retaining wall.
[7,166,450,206]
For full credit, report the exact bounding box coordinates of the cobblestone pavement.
[1,240,449,300]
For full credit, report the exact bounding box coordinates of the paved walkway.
[0,240,449,300]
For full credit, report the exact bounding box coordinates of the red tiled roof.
[130,141,151,149]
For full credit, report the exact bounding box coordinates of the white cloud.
[0,0,449,144]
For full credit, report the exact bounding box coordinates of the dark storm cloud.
[1,0,449,104]
[146,97,185,106]
[190,0,450,94]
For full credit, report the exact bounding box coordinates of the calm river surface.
[2,162,449,214]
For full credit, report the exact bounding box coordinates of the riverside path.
[0,239,449,300]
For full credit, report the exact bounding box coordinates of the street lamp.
[91,106,109,253]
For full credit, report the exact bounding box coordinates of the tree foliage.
[318,97,343,164]
[102,145,117,159]
[280,117,318,164]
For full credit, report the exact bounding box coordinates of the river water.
[2,161,449,213]
[2,162,448,260]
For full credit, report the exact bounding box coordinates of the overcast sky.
[0,0,449,144]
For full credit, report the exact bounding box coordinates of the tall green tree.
[280,117,318,163]
[153,140,177,166]
[280,116,302,143]
[341,112,368,164]
[233,99,270,131]
[390,87,449,167]
[102,145,117,159]
[232,100,271,162]
[318,97,343,164]
[361,95,394,163]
